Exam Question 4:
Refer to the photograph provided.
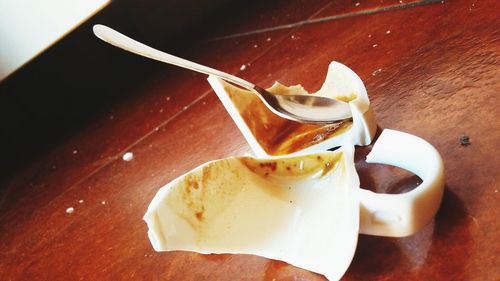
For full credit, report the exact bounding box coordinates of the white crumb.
[386,30,391,34]
[469,215,479,227]
[372,68,382,76]
[101,201,106,205]
[372,44,378,47]
[266,37,271,42]
[122,152,134,161]
[66,207,74,214]
[78,199,84,204]
[355,2,360,6]
[240,64,246,71]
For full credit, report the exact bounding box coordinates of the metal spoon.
[93,24,352,124]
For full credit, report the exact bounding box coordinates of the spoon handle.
[93,24,255,90]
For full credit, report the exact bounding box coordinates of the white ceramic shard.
[143,129,445,280]
[144,146,360,280]
[208,61,377,157]
[359,129,445,237]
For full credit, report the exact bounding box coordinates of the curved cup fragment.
[144,146,360,281]
[208,61,377,157]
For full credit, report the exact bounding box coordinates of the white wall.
[0,0,110,81]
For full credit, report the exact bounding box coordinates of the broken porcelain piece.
[143,129,445,280]
[359,129,445,237]
[208,61,377,157]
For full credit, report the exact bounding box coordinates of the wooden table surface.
[1,0,499,280]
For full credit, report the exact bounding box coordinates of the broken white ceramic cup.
[208,61,377,157]
[143,129,444,280]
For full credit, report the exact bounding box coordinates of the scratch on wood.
[208,0,443,41]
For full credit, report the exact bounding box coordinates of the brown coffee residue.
[180,174,205,224]
[240,153,341,179]
[186,175,199,190]
[259,162,277,171]
[225,84,352,155]
[165,160,244,237]
[321,157,337,177]
[195,211,204,221]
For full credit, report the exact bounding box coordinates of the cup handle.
[358,129,445,237]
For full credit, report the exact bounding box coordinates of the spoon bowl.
[93,24,352,124]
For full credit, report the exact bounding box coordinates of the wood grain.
[1,0,499,280]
